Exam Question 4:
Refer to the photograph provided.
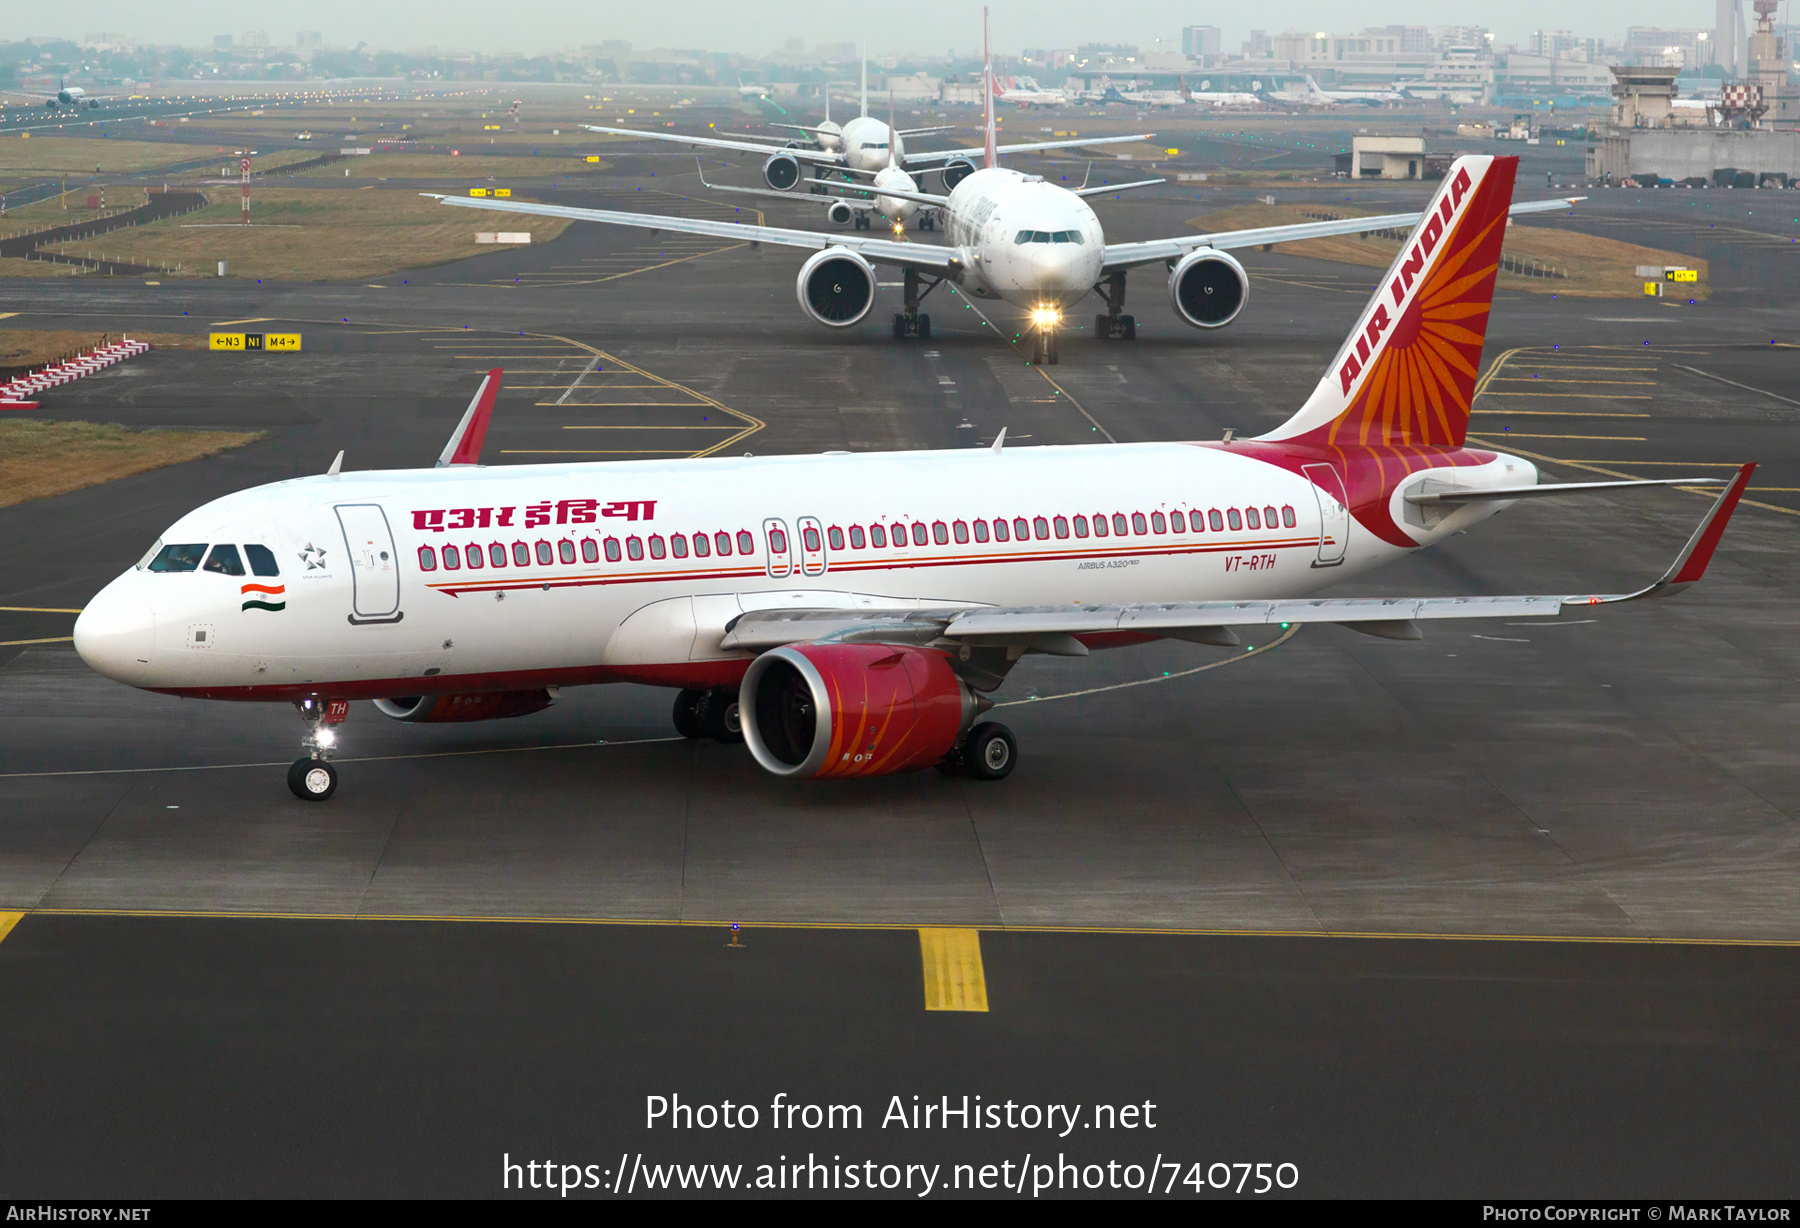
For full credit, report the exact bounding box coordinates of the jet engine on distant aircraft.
[739,643,983,779]
[796,248,877,327]
[940,157,979,189]
[762,152,802,190]
[825,200,855,226]
[372,690,558,722]
[1167,248,1249,329]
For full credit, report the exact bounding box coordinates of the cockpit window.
[245,544,280,577]
[1016,230,1076,245]
[203,544,245,576]
[147,543,207,572]
[137,539,163,570]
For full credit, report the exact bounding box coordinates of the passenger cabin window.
[490,542,508,567]
[417,546,437,571]
[512,542,530,566]
[1053,516,1069,539]
[1265,506,1280,528]
[804,526,822,552]
[1226,509,1242,531]
[1170,511,1186,532]
[627,537,644,561]
[992,518,1009,542]
[1282,505,1297,528]
[736,530,754,555]
[1113,513,1129,535]
[649,535,667,560]
[203,544,246,576]
[1073,515,1089,538]
[693,533,711,558]
[671,536,688,559]
[769,527,788,554]
[715,531,733,556]
[973,520,989,543]
[849,526,865,549]
[1209,510,1224,532]
[245,544,280,576]
[465,545,484,569]
[932,521,948,546]
[1245,508,1261,530]
[1151,512,1166,533]
[441,546,460,570]
[1013,517,1030,541]
[535,541,553,565]
[870,524,887,548]
[148,543,208,572]
[1091,514,1107,538]
[605,538,622,562]
[560,540,578,563]
[1033,516,1050,540]
[912,523,928,546]
[583,539,601,563]
[952,521,969,544]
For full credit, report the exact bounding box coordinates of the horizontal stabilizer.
[1406,476,1728,505]
[436,368,502,468]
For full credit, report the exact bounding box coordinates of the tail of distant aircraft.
[982,7,997,168]
[1258,155,1516,451]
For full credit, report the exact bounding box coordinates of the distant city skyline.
[20,0,1738,58]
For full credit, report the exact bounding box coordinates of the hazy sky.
[17,1,1727,57]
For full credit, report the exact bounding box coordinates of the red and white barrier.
[0,338,151,408]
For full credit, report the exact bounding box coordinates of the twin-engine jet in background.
[434,18,1583,360]
[77,154,1751,803]
[8,79,100,109]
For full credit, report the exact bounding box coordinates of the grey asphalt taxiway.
[1,157,1797,1196]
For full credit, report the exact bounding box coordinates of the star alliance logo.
[298,543,329,570]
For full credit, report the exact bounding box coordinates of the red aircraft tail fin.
[1258,155,1516,451]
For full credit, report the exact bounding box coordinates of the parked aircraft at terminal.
[74,153,1751,802]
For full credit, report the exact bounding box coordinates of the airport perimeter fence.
[0,188,209,277]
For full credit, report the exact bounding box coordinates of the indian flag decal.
[241,582,286,612]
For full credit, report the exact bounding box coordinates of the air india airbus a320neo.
[73,155,1752,800]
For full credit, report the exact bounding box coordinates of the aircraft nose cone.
[74,586,155,683]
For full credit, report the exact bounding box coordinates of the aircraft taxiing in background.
[992,75,1070,108]
[434,15,1582,360]
[75,153,1752,802]
[10,78,100,109]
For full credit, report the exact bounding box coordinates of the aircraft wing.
[1101,196,1585,272]
[718,464,1753,654]
[902,132,1155,165]
[428,194,960,272]
[806,178,950,208]
[1073,177,1165,199]
[583,124,842,165]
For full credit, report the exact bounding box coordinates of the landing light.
[314,728,336,747]
[1032,306,1061,328]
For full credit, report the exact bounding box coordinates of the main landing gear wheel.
[892,312,931,340]
[673,689,706,739]
[961,722,1017,781]
[698,690,743,743]
[288,758,339,801]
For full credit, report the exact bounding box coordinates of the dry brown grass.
[0,136,206,174]
[1190,202,1710,298]
[0,420,264,508]
[0,330,201,368]
[36,186,571,281]
[0,256,84,278]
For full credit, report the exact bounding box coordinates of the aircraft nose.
[1029,246,1093,297]
[73,585,155,683]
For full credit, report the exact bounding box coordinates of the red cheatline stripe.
[241,583,285,595]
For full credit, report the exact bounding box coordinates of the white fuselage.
[840,115,904,174]
[74,443,1530,701]
[943,167,1106,310]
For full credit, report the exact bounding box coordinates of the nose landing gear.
[289,697,346,801]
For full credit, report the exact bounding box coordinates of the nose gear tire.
[288,757,339,801]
